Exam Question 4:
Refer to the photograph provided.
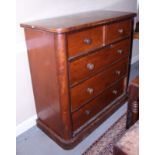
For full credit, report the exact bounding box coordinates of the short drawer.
[69,39,131,85]
[106,19,131,44]
[70,57,129,112]
[72,78,125,130]
[67,26,104,57]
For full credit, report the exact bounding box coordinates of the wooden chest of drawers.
[21,10,136,149]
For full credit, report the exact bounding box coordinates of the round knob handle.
[31,25,35,28]
[117,49,123,54]
[87,63,94,70]
[115,70,121,75]
[118,29,124,34]
[83,38,92,45]
[109,44,114,48]
[86,87,94,94]
[112,90,118,95]
[85,110,91,115]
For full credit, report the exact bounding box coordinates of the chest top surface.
[21,10,136,33]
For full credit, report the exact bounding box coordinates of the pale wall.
[16,0,138,126]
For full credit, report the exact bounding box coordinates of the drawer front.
[67,26,104,57]
[69,39,131,85]
[71,57,129,111]
[106,19,131,44]
[72,78,125,130]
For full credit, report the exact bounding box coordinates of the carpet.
[82,114,127,155]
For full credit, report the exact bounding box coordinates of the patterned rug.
[82,114,127,155]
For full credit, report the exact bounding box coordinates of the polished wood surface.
[67,26,104,57]
[54,34,72,139]
[21,10,135,149]
[69,38,131,85]
[106,19,132,44]
[126,76,139,129]
[21,10,135,33]
[133,32,139,39]
[37,94,127,149]
[71,58,128,112]
[24,28,64,137]
[72,78,125,130]
[114,147,127,155]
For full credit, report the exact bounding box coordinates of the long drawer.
[72,78,125,130]
[71,57,129,112]
[106,19,131,44]
[69,39,131,85]
[67,26,104,57]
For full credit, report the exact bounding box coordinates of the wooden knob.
[112,90,118,95]
[83,38,92,45]
[85,110,91,115]
[117,49,123,54]
[86,87,94,94]
[31,25,35,28]
[118,29,124,34]
[109,44,114,48]
[87,63,94,70]
[115,70,121,75]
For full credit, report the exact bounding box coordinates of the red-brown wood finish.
[72,78,125,130]
[54,34,72,139]
[69,38,131,85]
[71,58,129,112]
[126,76,139,129]
[114,147,127,155]
[106,19,132,44]
[24,28,65,138]
[67,26,104,57]
[21,10,135,33]
[21,10,136,149]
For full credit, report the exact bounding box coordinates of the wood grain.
[24,28,64,137]
[106,19,132,44]
[71,57,129,112]
[72,78,125,130]
[69,38,131,85]
[21,10,135,33]
[67,26,104,57]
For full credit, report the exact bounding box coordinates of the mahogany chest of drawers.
[21,10,136,149]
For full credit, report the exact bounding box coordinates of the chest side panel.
[24,28,64,137]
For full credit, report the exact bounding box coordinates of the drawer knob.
[112,90,118,95]
[86,87,94,94]
[83,38,92,45]
[85,110,91,115]
[115,70,121,75]
[87,63,94,70]
[118,29,124,34]
[117,49,123,54]
[109,44,114,48]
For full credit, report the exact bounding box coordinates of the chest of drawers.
[21,10,136,149]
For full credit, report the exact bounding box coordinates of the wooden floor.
[16,61,139,155]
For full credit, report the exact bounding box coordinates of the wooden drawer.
[67,26,104,57]
[72,78,125,130]
[71,57,128,112]
[69,39,131,85]
[106,19,131,44]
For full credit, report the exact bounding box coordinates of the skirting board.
[16,114,37,137]
[131,54,139,64]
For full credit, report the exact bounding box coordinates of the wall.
[16,0,138,132]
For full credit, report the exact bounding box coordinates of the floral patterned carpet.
[82,114,127,155]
